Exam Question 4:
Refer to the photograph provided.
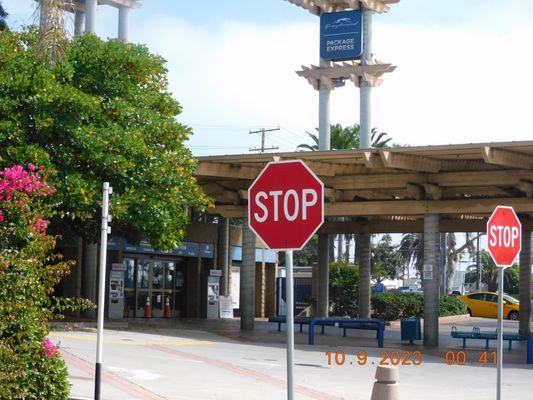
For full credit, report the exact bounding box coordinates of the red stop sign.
[487,206,522,267]
[248,160,324,250]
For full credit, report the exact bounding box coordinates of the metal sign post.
[486,205,522,400]
[497,267,504,400]
[285,250,295,400]
[248,160,324,400]
[95,182,112,400]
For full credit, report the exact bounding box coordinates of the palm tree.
[399,233,424,280]
[0,1,8,31]
[35,0,69,65]
[297,124,392,151]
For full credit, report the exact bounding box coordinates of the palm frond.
[34,0,70,65]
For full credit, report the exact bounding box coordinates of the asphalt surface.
[50,317,532,400]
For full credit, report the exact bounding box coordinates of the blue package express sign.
[320,10,363,61]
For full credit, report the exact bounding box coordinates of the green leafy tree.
[371,234,406,282]
[329,262,359,316]
[0,1,7,31]
[297,124,391,151]
[293,235,318,266]
[0,29,210,249]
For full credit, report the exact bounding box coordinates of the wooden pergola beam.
[482,146,533,169]
[326,197,533,216]
[319,217,533,234]
[324,170,533,190]
[380,151,442,173]
[195,162,260,180]
[209,197,533,218]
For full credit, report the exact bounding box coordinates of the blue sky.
[2,0,533,155]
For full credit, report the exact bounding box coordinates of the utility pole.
[249,127,280,153]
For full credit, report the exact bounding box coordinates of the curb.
[50,321,129,330]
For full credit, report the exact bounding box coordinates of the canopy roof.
[287,0,400,14]
[60,0,142,12]
[195,141,533,233]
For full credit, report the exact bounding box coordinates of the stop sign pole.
[487,206,522,400]
[248,160,324,400]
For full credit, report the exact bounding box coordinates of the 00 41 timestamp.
[325,350,423,367]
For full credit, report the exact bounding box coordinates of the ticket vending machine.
[109,263,125,319]
[207,270,221,319]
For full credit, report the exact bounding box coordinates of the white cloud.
[130,15,533,155]
[6,1,532,154]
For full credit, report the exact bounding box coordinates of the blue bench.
[339,321,380,339]
[451,326,524,350]
[267,316,334,334]
[309,317,385,347]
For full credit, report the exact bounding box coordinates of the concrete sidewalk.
[51,317,532,400]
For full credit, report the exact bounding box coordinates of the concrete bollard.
[370,365,400,400]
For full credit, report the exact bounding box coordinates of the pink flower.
[32,217,49,234]
[0,211,3,223]
[42,338,58,357]
[27,163,36,171]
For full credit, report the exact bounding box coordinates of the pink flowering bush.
[41,338,59,357]
[0,165,82,399]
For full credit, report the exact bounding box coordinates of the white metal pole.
[95,182,111,400]
[86,0,97,34]
[497,267,504,400]
[285,250,295,400]
[118,6,129,42]
[318,57,331,151]
[359,9,373,150]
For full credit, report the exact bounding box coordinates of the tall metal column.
[359,10,373,149]
[316,18,331,317]
[357,233,371,318]
[218,217,230,297]
[241,214,256,330]
[85,0,97,34]
[318,56,331,151]
[118,5,129,42]
[519,228,532,337]
[316,234,329,317]
[74,11,85,36]
[423,214,440,347]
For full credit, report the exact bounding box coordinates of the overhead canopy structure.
[60,0,142,12]
[195,141,533,233]
[287,0,399,14]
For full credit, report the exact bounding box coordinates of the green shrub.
[371,293,467,321]
[439,295,468,317]
[329,263,359,317]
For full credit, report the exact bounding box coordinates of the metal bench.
[309,317,385,347]
[451,326,524,350]
[339,321,380,339]
[267,316,334,334]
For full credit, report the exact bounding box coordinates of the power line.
[249,127,280,153]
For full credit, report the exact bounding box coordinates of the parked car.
[459,291,520,320]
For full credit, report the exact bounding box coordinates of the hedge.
[371,293,467,321]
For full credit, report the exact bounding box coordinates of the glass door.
[151,261,164,317]
[136,260,150,317]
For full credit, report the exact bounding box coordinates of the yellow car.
[459,292,520,320]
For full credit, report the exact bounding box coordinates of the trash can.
[401,317,421,344]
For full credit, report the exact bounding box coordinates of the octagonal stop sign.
[248,160,324,250]
[487,206,522,267]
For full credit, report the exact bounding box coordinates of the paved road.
[50,317,532,400]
